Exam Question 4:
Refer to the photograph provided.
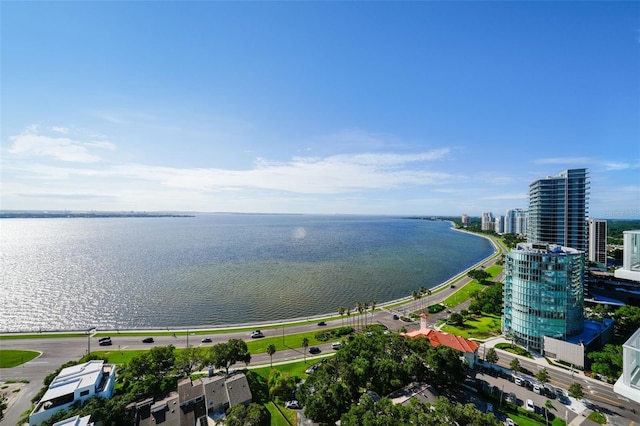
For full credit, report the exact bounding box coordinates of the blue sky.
[2,1,639,218]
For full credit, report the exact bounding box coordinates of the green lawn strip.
[494,343,533,358]
[0,349,40,368]
[0,333,88,340]
[246,329,340,353]
[440,314,502,339]
[262,401,294,426]
[91,349,147,364]
[442,280,486,308]
[587,411,606,424]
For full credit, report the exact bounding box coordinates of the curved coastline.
[1,223,502,336]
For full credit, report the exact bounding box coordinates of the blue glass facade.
[503,243,584,352]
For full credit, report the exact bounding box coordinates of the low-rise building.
[614,327,640,405]
[52,415,94,426]
[403,314,480,367]
[29,360,116,426]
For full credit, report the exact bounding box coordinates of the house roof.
[225,374,252,406]
[404,328,480,354]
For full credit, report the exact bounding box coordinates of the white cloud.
[51,126,69,134]
[533,157,591,165]
[8,126,115,163]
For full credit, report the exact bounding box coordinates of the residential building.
[29,360,116,426]
[614,327,640,404]
[52,416,94,426]
[132,393,180,426]
[502,243,585,352]
[461,214,470,226]
[614,230,640,282]
[505,208,527,236]
[494,215,504,234]
[482,212,495,232]
[527,168,589,252]
[588,218,607,265]
[403,314,480,367]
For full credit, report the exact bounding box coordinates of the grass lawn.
[92,349,147,364]
[0,349,40,367]
[440,314,502,339]
[588,411,607,424]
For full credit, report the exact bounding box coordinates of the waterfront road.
[0,232,505,425]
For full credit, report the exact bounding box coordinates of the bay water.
[0,214,493,332]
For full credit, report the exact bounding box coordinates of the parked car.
[285,400,300,409]
[486,402,493,413]
[250,330,264,338]
[525,399,535,412]
[309,347,321,354]
[317,321,326,326]
[142,337,154,343]
[504,418,516,426]
[305,363,321,374]
[201,337,212,343]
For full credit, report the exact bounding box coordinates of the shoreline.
[1,228,502,336]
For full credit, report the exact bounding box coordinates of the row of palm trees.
[336,300,377,332]
[411,286,432,313]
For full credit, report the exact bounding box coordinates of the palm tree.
[355,302,362,331]
[419,286,427,311]
[266,344,276,368]
[362,302,369,329]
[302,337,309,363]
[370,300,376,322]
[338,306,345,326]
[346,309,351,328]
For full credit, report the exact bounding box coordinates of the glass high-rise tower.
[527,168,589,252]
[503,168,588,352]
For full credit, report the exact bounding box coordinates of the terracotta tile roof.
[404,328,480,354]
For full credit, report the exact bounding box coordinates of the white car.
[331,342,341,350]
[285,400,300,409]
[504,419,516,426]
[525,399,535,412]
[250,330,264,338]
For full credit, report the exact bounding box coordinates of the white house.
[29,360,116,426]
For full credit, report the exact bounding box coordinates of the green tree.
[302,337,309,363]
[568,382,584,399]
[175,345,203,377]
[536,367,549,384]
[267,369,296,401]
[509,358,520,374]
[448,312,464,326]
[588,344,623,379]
[613,305,640,338]
[266,344,276,368]
[338,306,346,326]
[485,347,499,366]
[467,269,491,283]
[207,339,251,375]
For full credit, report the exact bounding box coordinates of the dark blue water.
[0,214,494,331]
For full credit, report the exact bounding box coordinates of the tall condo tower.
[503,243,585,352]
[588,218,607,265]
[527,168,589,252]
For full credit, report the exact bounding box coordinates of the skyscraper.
[505,208,527,236]
[588,218,607,265]
[503,168,589,353]
[503,243,584,352]
[527,168,589,252]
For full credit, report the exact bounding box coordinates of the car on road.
[392,314,399,320]
[201,337,212,343]
[450,285,456,288]
[309,347,321,354]
[285,400,300,409]
[142,337,154,343]
[331,342,341,350]
[317,321,326,326]
[99,339,112,346]
[250,330,264,338]
[98,337,111,342]
[525,399,535,412]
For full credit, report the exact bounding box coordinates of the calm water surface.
[0,214,493,332]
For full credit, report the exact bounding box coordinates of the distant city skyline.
[2,2,638,218]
